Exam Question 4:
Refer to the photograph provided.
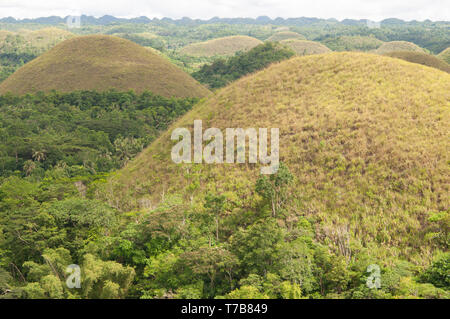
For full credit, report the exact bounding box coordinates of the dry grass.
[384,51,450,73]
[179,36,263,57]
[323,35,384,52]
[374,41,426,54]
[0,35,211,98]
[99,52,450,260]
[0,27,74,52]
[437,47,450,64]
[280,39,331,55]
[266,31,306,42]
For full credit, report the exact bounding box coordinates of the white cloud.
[0,0,448,21]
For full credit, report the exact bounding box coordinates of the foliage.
[192,42,295,88]
[0,35,210,98]
[0,90,198,177]
[180,36,262,57]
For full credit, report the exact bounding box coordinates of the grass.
[0,35,211,98]
[99,52,450,262]
[374,41,427,54]
[266,31,306,42]
[0,27,74,54]
[280,39,331,55]
[384,51,450,73]
[179,36,263,57]
[322,36,384,52]
[437,47,450,64]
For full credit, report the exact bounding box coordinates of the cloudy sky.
[0,0,448,21]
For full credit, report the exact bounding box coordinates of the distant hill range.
[0,35,210,97]
[0,15,448,26]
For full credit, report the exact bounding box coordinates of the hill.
[437,47,450,64]
[192,42,295,89]
[322,36,384,51]
[101,52,449,261]
[0,35,210,97]
[384,51,450,73]
[0,27,74,52]
[374,41,426,54]
[179,36,263,57]
[266,31,306,42]
[280,39,331,55]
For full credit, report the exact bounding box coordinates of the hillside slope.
[267,31,306,42]
[280,39,331,55]
[374,41,426,54]
[438,47,450,64]
[100,52,449,259]
[384,51,450,73]
[322,35,384,51]
[179,36,263,57]
[0,35,210,97]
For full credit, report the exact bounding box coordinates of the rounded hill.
[383,51,450,73]
[280,39,331,55]
[437,47,450,64]
[179,36,263,57]
[0,35,210,97]
[322,35,384,51]
[266,31,306,42]
[374,41,426,54]
[101,52,450,257]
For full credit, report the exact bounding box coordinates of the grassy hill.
[384,51,450,73]
[0,35,210,97]
[374,41,426,54]
[266,31,306,42]
[280,39,331,55]
[437,47,450,64]
[0,27,74,54]
[100,52,449,261]
[179,36,263,57]
[322,36,384,51]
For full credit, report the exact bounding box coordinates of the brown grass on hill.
[437,47,450,64]
[280,39,331,55]
[374,41,426,54]
[179,36,263,57]
[266,31,306,42]
[0,35,211,98]
[384,51,450,73]
[99,52,450,259]
[0,27,74,52]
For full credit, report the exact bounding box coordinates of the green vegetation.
[374,41,427,54]
[179,36,263,57]
[0,35,210,98]
[280,39,331,55]
[266,31,306,42]
[0,90,199,177]
[322,36,384,51]
[96,53,449,299]
[0,28,74,83]
[0,19,449,300]
[192,42,295,89]
[384,51,450,73]
[437,47,450,64]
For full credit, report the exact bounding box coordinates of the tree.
[420,253,449,289]
[230,219,284,276]
[255,163,293,217]
[81,254,135,299]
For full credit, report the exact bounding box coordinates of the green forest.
[0,14,449,300]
